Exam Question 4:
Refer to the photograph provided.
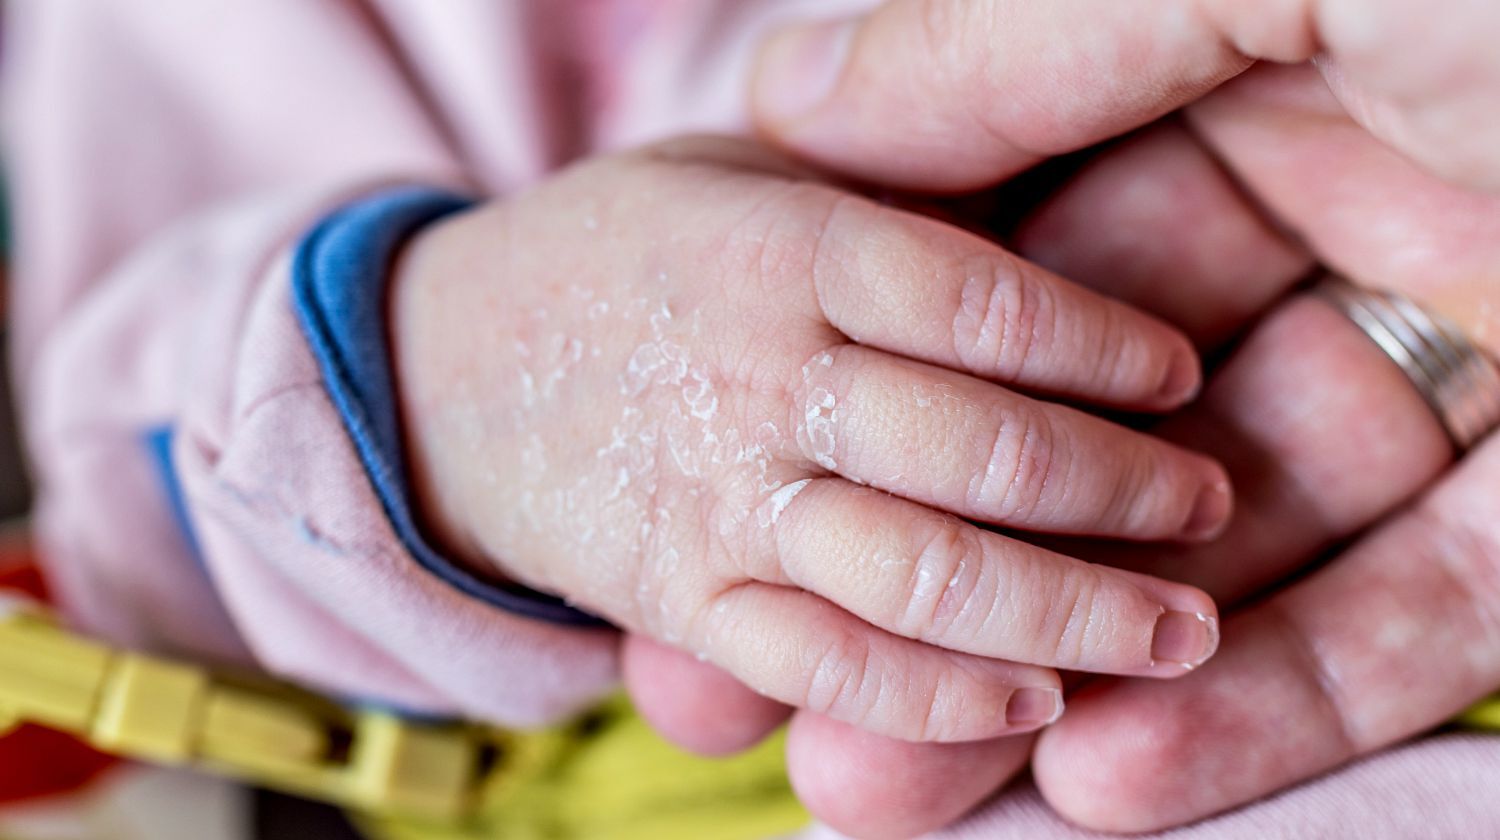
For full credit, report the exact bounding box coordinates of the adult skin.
[624,0,1500,835]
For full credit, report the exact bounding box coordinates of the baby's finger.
[621,634,790,756]
[785,712,1034,840]
[697,583,1063,743]
[812,198,1201,410]
[793,345,1230,542]
[752,479,1219,678]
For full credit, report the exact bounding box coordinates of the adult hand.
[1023,64,1500,834]
[750,0,1500,194]
[624,0,1500,836]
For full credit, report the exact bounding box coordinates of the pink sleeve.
[2,0,616,725]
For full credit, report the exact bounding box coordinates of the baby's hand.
[391,137,1228,742]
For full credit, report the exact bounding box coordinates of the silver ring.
[1316,275,1500,452]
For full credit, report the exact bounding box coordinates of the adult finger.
[1035,430,1500,832]
[621,634,790,756]
[1185,62,1500,347]
[785,712,1034,840]
[1070,295,1452,603]
[1012,119,1313,348]
[752,0,1251,190]
[741,478,1220,677]
[793,344,1231,541]
[1312,0,1500,190]
[751,0,1500,191]
[1063,65,1498,597]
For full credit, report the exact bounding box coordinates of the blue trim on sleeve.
[290,186,605,628]
[143,424,204,563]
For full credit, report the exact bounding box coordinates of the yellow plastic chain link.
[0,599,498,821]
[0,600,806,839]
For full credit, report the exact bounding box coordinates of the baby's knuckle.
[803,632,876,721]
[723,183,844,294]
[909,664,958,742]
[1033,566,1106,668]
[786,345,848,472]
[900,520,986,641]
[973,405,1064,519]
[950,253,1055,379]
[1110,445,1166,534]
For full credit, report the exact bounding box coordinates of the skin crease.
[623,0,1500,836]
[390,138,1233,748]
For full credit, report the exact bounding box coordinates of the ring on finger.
[1315,275,1500,453]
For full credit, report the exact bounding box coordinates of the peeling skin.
[913,560,944,598]
[757,478,812,528]
[684,369,718,421]
[911,382,959,409]
[411,152,1033,650]
[798,353,839,470]
[493,278,808,618]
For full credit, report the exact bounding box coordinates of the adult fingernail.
[1006,687,1064,730]
[754,17,856,125]
[1151,610,1220,671]
[1157,351,1202,406]
[1182,478,1232,541]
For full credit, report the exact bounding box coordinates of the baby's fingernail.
[1006,687,1064,730]
[754,17,856,125]
[1157,351,1202,405]
[1182,478,1232,541]
[1151,610,1219,671]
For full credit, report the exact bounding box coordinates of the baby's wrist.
[387,211,490,568]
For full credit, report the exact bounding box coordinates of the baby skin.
[390,136,1231,743]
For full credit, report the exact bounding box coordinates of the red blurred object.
[0,725,120,805]
[0,564,45,601]
[0,533,122,805]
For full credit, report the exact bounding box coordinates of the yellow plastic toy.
[1,593,1497,840]
[0,597,807,840]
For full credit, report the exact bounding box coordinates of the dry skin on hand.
[484,272,826,640]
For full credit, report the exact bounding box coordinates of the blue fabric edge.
[143,424,203,563]
[290,186,606,628]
